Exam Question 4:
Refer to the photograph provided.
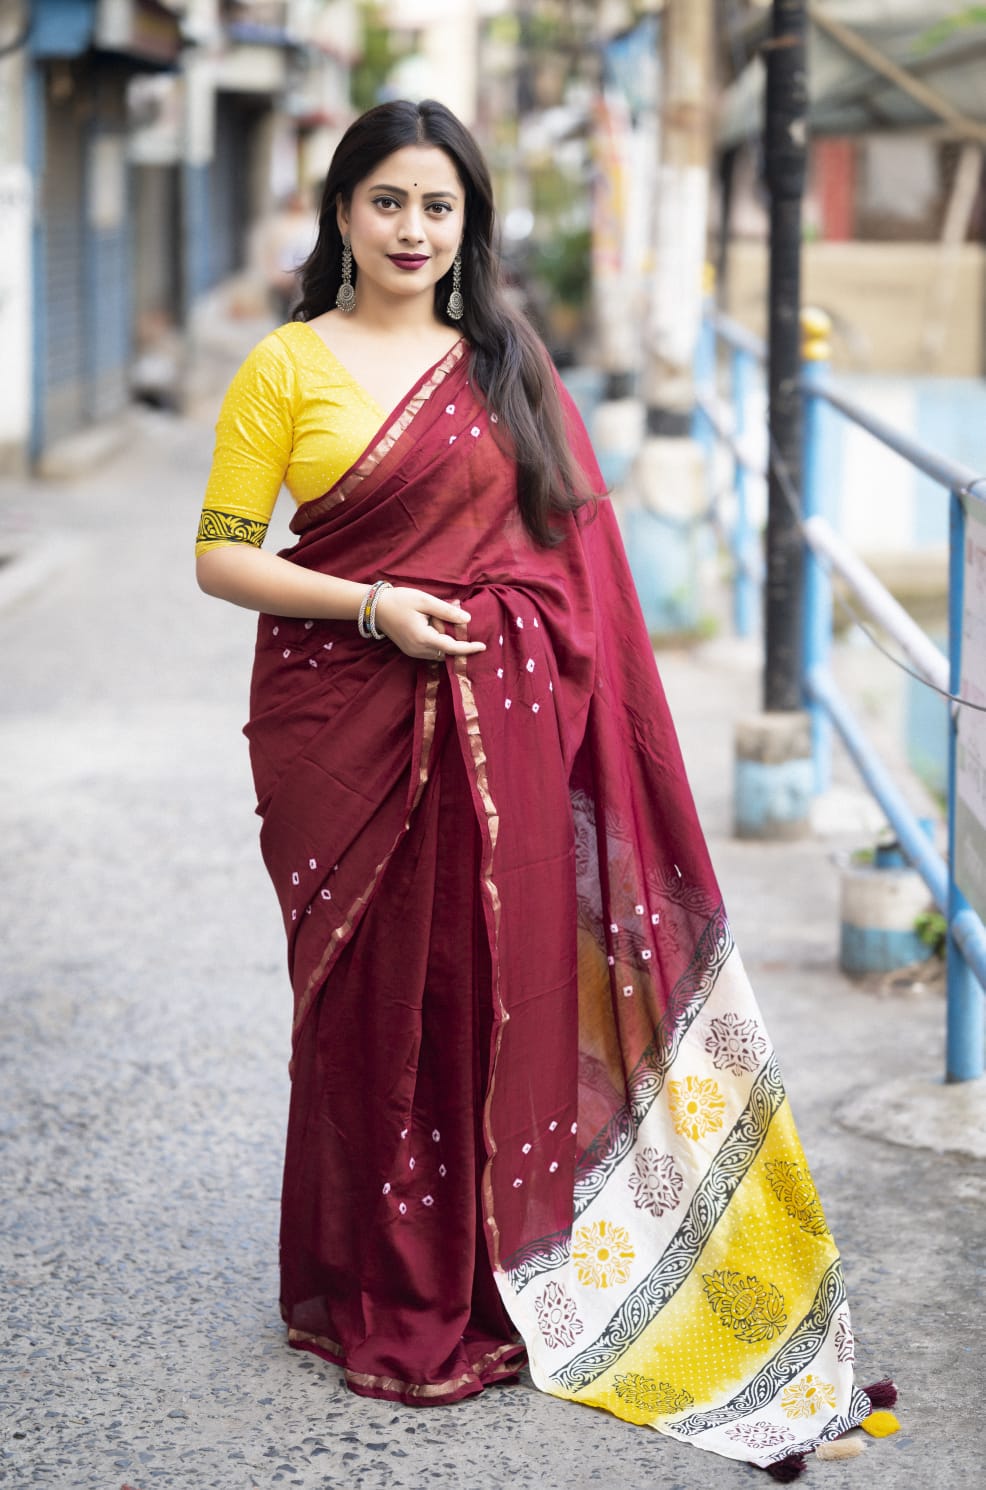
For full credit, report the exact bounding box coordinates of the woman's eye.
[371,196,452,214]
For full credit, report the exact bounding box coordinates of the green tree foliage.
[918,7,986,52]
[351,2,402,114]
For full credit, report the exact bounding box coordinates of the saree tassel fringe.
[859,1410,901,1438]
[763,1452,809,1481]
[863,1377,899,1409]
[860,1378,900,1437]
[816,1438,866,1461]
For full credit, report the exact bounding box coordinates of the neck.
[349,283,447,336]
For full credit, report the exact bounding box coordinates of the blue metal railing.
[695,305,986,1083]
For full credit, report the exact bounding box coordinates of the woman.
[196,100,886,1477]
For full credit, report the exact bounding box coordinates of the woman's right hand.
[373,587,486,661]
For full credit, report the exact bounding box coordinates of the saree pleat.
[245,340,871,1465]
[280,681,524,1402]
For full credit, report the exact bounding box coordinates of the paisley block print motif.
[765,1160,829,1237]
[703,1269,788,1344]
[613,1373,694,1415]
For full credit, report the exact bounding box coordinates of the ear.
[335,194,350,237]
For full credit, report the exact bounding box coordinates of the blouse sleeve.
[195,331,298,555]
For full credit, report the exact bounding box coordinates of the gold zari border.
[294,339,467,528]
[452,650,507,1272]
[288,1330,521,1398]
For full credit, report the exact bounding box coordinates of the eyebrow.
[368,183,459,200]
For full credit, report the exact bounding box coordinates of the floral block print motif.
[703,1011,768,1075]
[781,1374,838,1420]
[668,1075,726,1141]
[725,1420,795,1450]
[765,1160,829,1237]
[572,1220,636,1289]
[703,1269,788,1344]
[627,1149,684,1218]
[613,1373,694,1415]
[834,1313,855,1363]
[535,1281,584,1350]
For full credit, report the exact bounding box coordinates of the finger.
[429,600,471,624]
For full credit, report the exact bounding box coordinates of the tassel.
[864,1377,898,1409]
[764,1453,808,1481]
[816,1438,866,1461]
[860,1409,900,1438]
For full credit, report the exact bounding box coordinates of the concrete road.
[0,400,981,1490]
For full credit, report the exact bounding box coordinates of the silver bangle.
[357,579,391,640]
[368,580,392,641]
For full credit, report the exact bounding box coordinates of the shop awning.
[719,0,986,146]
[31,0,183,67]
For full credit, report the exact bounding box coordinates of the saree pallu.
[245,340,871,1468]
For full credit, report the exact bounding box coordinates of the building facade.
[0,0,355,473]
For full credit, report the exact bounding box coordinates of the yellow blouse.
[195,321,386,556]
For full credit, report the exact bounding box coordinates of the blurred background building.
[0,0,358,469]
[2,0,986,482]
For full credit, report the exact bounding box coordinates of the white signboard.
[955,495,986,923]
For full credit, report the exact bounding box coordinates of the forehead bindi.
[363,146,461,199]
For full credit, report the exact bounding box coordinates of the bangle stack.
[357,580,392,641]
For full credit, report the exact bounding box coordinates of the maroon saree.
[245,340,870,1466]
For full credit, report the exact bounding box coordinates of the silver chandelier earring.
[447,253,464,321]
[335,235,356,313]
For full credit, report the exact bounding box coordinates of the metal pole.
[730,343,755,639]
[692,297,716,458]
[946,487,986,1082]
[763,0,807,711]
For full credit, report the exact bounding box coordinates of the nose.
[397,205,426,244]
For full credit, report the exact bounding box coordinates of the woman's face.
[337,144,465,311]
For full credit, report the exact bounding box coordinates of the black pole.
[763,0,807,712]
[715,145,738,300]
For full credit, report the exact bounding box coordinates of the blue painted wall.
[30,0,97,59]
[183,163,214,305]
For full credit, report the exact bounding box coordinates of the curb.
[839,1071,986,1159]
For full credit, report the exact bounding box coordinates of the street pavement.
[0,378,982,1490]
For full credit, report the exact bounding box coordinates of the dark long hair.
[295,99,592,546]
